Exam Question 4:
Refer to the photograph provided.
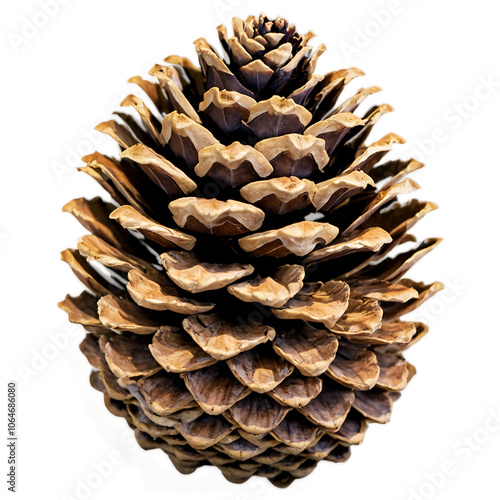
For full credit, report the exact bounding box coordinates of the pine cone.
[59,14,442,488]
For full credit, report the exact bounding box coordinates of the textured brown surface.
[60,14,441,487]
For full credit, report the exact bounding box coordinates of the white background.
[2,1,500,499]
